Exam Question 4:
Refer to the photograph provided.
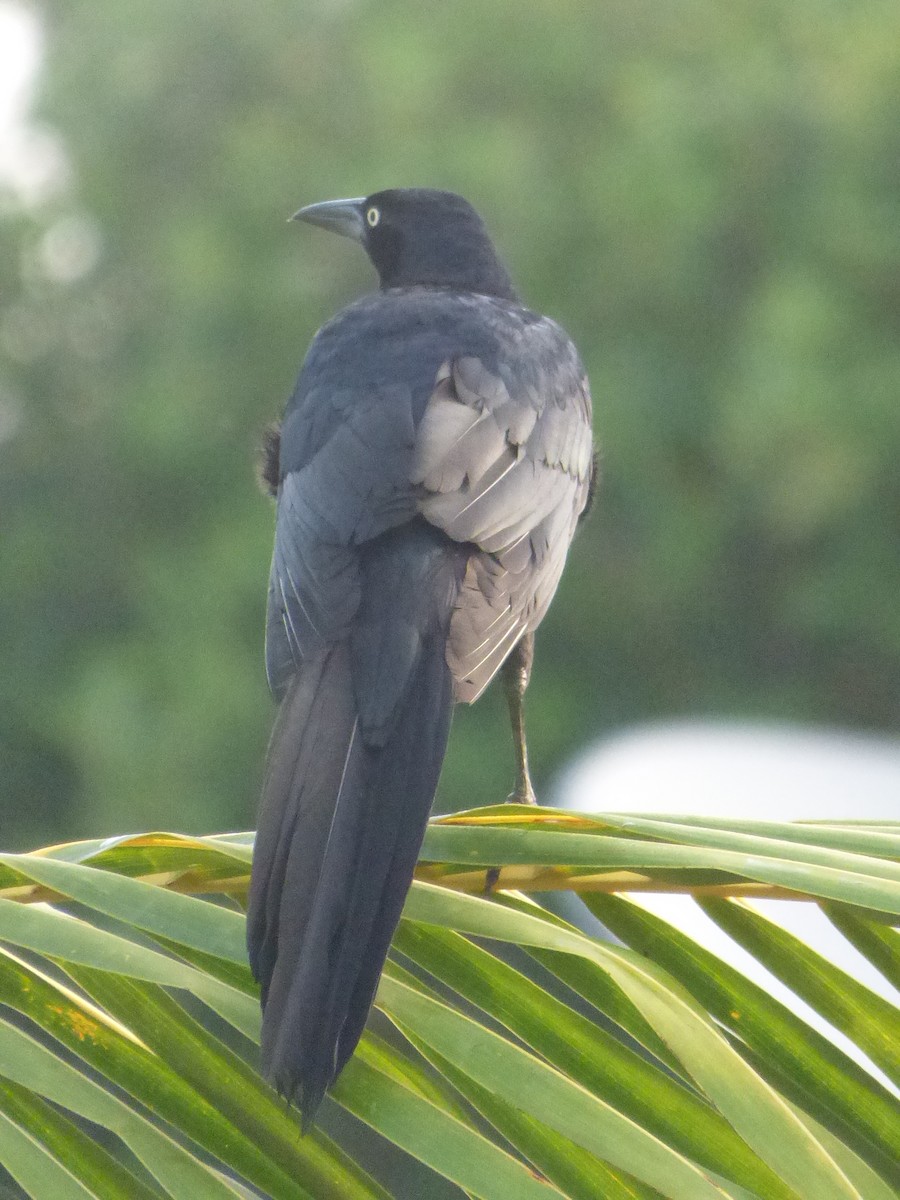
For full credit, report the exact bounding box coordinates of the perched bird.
[247,188,594,1125]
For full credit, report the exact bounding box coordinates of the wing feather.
[266,383,418,697]
[414,332,593,701]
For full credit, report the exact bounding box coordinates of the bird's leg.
[486,634,537,894]
[502,632,537,805]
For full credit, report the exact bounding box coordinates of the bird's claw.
[484,866,501,894]
[506,782,538,806]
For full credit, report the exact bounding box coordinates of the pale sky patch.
[0,2,69,206]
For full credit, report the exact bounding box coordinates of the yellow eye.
[366,206,380,228]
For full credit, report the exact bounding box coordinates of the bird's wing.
[412,337,594,701]
[265,381,418,698]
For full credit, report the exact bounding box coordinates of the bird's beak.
[290,197,367,243]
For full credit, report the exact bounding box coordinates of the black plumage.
[247,188,594,1124]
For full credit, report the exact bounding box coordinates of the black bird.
[247,188,594,1124]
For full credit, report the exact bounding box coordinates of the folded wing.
[412,332,594,701]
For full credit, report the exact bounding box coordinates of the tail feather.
[246,645,357,1002]
[335,638,453,1075]
[247,630,453,1125]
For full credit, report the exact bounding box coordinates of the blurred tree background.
[1,0,898,850]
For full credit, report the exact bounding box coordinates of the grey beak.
[290,197,367,242]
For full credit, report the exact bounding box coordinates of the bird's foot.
[506,780,538,806]
[487,781,536,893]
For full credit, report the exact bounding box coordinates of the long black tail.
[246,626,453,1124]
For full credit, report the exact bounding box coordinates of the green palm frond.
[0,810,897,1199]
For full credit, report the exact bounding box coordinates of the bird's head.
[291,188,517,300]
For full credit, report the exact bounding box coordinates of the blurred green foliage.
[1,0,899,850]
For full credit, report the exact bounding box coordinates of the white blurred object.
[554,721,900,1094]
[558,721,900,818]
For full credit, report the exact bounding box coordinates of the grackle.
[247,189,595,1124]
